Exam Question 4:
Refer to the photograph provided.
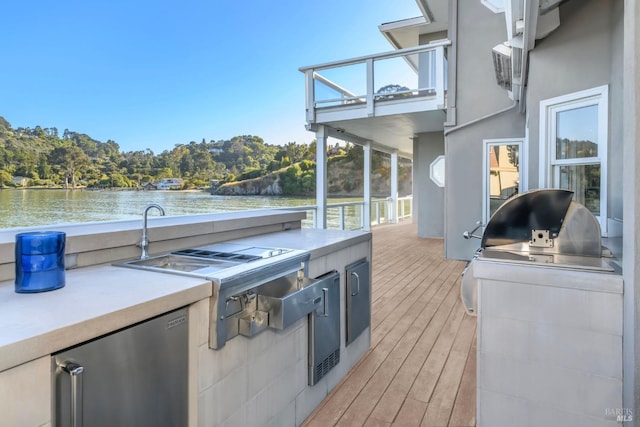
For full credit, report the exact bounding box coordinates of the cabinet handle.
[351,272,360,296]
[61,361,84,427]
[322,287,329,317]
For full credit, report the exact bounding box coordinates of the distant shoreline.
[0,187,380,199]
[1,187,210,193]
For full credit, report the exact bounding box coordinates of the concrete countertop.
[0,265,211,372]
[0,227,370,373]
[230,228,371,259]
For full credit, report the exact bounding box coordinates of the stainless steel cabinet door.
[346,259,370,346]
[53,308,188,427]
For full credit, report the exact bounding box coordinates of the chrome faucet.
[140,203,165,259]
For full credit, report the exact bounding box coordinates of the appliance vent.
[314,348,340,383]
[492,43,512,91]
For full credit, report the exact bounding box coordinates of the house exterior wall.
[418,30,447,44]
[526,0,623,231]
[443,0,525,260]
[622,0,640,421]
[444,0,637,421]
[413,132,444,238]
[444,0,622,260]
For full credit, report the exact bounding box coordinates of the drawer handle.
[322,287,329,317]
[351,272,360,296]
[60,361,84,427]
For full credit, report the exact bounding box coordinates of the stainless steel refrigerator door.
[346,259,370,346]
[53,307,188,427]
[308,271,341,386]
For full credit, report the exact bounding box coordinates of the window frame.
[482,138,527,224]
[539,85,608,234]
[481,0,504,14]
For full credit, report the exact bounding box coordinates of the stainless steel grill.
[461,189,614,315]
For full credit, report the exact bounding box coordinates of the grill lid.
[480,188,602,257]
[481,189,574,248]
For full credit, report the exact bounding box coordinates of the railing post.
[339,206,345,230]
[366,59,374,117]
[390,150,398,224]
[435,46,445,109]
[312,207,317,229]
[305,70,316,123]
[316,125,328,229]
[363,142,372,231]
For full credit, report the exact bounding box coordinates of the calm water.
[0,189,363,230]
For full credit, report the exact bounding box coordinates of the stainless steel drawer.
[257,275,327,330]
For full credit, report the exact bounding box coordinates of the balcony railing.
[280,196,413,230]
[300,40,450,124]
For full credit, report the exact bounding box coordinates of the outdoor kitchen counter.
[0,227,370,373]
[472,257,624,426]
[0,265,212,373]
[228,227,371,259]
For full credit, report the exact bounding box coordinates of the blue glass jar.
[15,231,66,293]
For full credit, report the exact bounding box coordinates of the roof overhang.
[379,17,448,52]
[378,0,449,51]
[308,109,446,158]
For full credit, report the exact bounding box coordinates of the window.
[483,138,526,223]
[430,155,445,187]
[539,85,608,234]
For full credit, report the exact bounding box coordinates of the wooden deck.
[303,222,476,427]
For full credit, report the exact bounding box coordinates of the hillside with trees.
[0,116,411,196]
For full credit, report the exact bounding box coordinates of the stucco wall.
[444,0,622,260]
[527,0,623,230]
[452,1,516,124]
[413,132,444,238]
[444,0,526,260]
[445,112,524,260]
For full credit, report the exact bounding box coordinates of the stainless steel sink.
[118,254,241,274]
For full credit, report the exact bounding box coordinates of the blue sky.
[2,0,421,153]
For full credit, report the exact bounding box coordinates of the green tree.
[284,142,308,163]
[0,169,11,187]
[49,145,90,188]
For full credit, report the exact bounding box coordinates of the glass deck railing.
[281,196,413,231]
[300,40,450,124]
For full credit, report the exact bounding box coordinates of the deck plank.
[367,271,463,424]
[338,269,459,425]
[302,223,476,427]
[422,314,477,427]
[448,338,477,427]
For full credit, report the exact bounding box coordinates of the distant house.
[11,176,28,187]
[156,178,183,190]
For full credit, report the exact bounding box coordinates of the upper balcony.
[300,39,450,153]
